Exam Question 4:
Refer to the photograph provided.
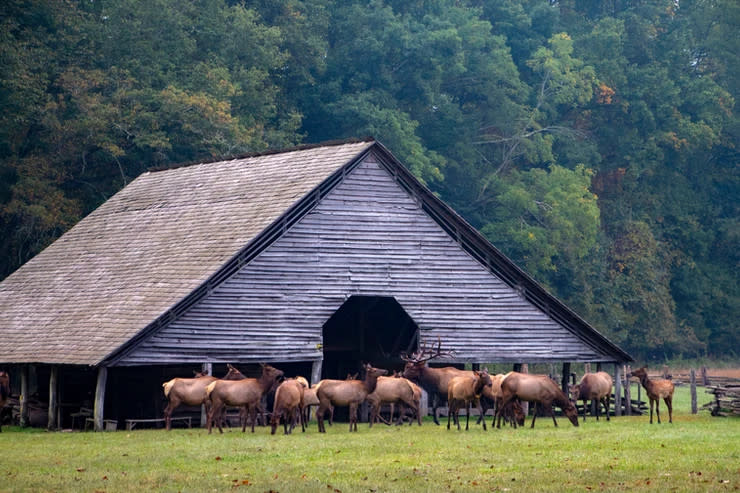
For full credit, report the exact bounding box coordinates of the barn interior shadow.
[321,295,417,422]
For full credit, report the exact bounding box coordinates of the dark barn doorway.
[321,295,418,381]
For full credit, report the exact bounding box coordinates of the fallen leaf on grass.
[215,456,222,461]
[76,468,85,472]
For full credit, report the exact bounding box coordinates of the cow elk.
[366,375,421,427]
[570,371,613,421]
[628,366,674,424]
[270,377,307,435]
[478,373,525,428]
[447,369,492,431]
[206,364,284,434]
[316,364,387,433]
[496,372,579,428]
[162,364,245,431]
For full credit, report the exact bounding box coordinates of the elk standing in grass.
[316,364,387,433]
[270,377,307,435]
[366,375,421,427]
[0,371,9,432]
[401,340,481,425]
[478,373,525,428]
[628,366,674,424]
[162,365,245,431]
[570,371,613,421]
[496,372,579,428]
[447,369,492,431]
[206,364,284,434]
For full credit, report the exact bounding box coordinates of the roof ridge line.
[147,137,375,173]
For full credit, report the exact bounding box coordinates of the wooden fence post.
[690,369,697,414]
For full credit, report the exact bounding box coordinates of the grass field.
[1,385,738,492]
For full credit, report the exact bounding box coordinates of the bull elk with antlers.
[401,339,483,425]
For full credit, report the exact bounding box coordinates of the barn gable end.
[118,152,615,365]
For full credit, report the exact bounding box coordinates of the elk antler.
[400,336,454,364]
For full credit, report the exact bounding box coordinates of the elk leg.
[530,402,538,428]
[655,398,661,424]
[432,394,441,426]
[549,404,558,427]
[348,403,357,432]
[447,401,452,430]
[665,396,673,423]
[649,398,655,424]
[605,394,611,421]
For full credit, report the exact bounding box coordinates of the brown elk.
[401,340,481,425]
[628,366,674,424]
[495,372,579,428]
[0,371,9,432]
[366,375,421,427]
[162,365,245,431]
[478,373,525,428]
[447,369,492,431]
[270,377,307,435]
[316,364,387,433]
[570,371,613,421]
[206,364,284,434]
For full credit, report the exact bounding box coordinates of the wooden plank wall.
[121,154,610,365]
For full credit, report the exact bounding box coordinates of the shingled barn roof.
[0,140,374,365]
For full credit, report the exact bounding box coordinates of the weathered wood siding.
[121,154,611,365]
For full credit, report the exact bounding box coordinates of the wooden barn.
[0,139,632,430]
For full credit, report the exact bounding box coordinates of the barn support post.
[19,365,29,427]
[93,366,108,432]
[201,363,212,427]
[614,364,622,417]
[48,365,58,430]
[311,359,323,385]
[520,363,529,416]
[561,362,571,395]
[624,366,632,416]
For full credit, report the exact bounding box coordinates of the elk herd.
[158,343,676,435]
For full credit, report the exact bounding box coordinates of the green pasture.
[1,385,737,492]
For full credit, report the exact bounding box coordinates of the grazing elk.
[447,369,492,431]
[496,372,579,428]
[401,340,482,425]
[366,375,421,427]
[270,377,307,435]
[206,364,284,434]
[478,373,525,428]
[628,366,674,424]
[0,371,9,432]
[316,364,387,433]
[570,371,613,421]
[162,365,245,431]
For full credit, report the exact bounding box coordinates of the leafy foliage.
[0,0,737,360]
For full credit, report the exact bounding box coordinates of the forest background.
[0,0,737,361]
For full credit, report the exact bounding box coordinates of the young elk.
[366,375,421,427]
[447,369,492,431]
[496,372,579,429]
[570,371,613,421]
[316,364,387,433]
[401,340,481,425]
[206,364,284,434]
[0,371,9,432]
[270,377,307,435]
[162,364,245,431]
[628,366,674,424]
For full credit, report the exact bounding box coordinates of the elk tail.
[163,379,175,398]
